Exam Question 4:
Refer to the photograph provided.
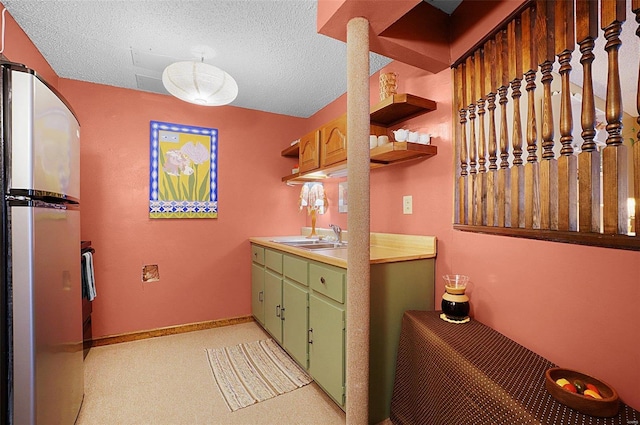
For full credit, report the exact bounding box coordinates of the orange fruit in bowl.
[586,383,601,396]
[584,389,603,399]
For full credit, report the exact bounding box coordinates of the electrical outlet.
[403,195,413,214]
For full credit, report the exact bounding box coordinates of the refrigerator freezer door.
[12,203,83,424]
[9,70,80,200]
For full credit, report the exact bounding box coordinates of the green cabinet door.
[309,294,345,407]
[264,269,283,344]
[282,281,309,368]
[251,263,265,325]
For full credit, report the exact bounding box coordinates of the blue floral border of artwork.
[149,120,218,218]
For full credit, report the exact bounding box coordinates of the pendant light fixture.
[162,60,238,106]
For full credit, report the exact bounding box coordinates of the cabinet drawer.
[284,255,308,286]
[251,244,265,265]
[265,249,283,274]
[309,263,345,304]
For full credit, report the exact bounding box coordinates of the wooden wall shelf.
[370,142,437,164]
[370,93,437,127]
[281,143,299,158]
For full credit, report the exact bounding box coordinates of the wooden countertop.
[249,233,436,268]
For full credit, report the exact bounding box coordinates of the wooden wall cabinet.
[298,130,320,174]
[320,114,347,168]
[281,93,438,183]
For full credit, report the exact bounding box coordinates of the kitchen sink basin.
[297,242,347,250]
[272,240,347,250]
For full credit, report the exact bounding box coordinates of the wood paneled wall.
[453,0,640,251]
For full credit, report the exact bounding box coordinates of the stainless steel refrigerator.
[0,61,83,424]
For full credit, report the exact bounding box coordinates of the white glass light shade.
[162,61,238,106]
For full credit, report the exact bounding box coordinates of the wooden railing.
[453,0,640,251]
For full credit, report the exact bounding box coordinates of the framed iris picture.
[149,120,218,218]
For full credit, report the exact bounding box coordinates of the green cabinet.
[282,281,309,367]
[264,269,283,344]
[250,245,265,325]
[253,245,310,367]
[309,293,345,407]
[251,263,265,325]
[250,242,435,421]
[264,248,284,343]
[369,260,435,423]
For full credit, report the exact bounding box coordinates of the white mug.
[392,129,408,142]
[377,135,390,146]
[370,135,378,149]
[419,133,431,144]
[408,131,419,142]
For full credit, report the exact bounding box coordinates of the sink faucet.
[329,224,342,243]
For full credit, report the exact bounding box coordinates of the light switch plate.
[403,195,413,214]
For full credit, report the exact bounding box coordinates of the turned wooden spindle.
[496,29,511,227]
[522,6,540,229]
[577,0,601,233]
[508,18,524,228]
[555,0,578,232]
[536,0,558,230]
[634,0,640,236]
[476,49,488,225]
[467,55,477,178]
[485,39,499,227]
[601,0,628,234]
[466,55,477,225]
[456,64,469,224]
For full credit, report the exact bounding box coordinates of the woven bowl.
[545,368,620,417]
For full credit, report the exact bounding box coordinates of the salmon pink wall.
[364,58,640,410]
[57,79,309,338]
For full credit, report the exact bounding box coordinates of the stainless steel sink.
[272,240,348,250]
[297,242,347,250]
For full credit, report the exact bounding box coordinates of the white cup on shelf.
[419,133,431,144]
[377,135,390,146]
[408,131,419,142]
[392,129,408,142]
[370,135,378,149]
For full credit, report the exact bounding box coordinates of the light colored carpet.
[76,321,345,425]
[206,338,312,411]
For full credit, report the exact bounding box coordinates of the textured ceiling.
[1,0,400,118]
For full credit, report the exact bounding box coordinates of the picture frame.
[149,120,218,218]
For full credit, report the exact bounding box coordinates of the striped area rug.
[206,338,312,411]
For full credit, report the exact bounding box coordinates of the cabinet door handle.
[276,305,281,317]
[308,328,313,344]
[320,277,326,284]
[259,291,263,302]
[280,307,285,320]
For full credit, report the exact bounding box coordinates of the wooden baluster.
[508,18,524,228]
[536,0,558,230]
[496,29,511,227]
[601,0,628,234]
[476,49,488,226]
[577,0,601,233]
[466,55,477,226]
[555,0,578,231]
[456,64,469,224]
[486,39,499,227]
[522,6,540,229]
[633,0,640,236]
